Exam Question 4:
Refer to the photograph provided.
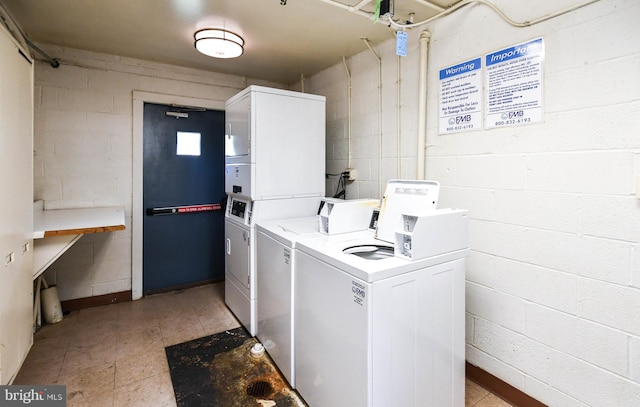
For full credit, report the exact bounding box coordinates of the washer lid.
[375,179,440,243]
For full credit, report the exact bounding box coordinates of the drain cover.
[247,380,274,398]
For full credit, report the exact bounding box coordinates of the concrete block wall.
[304,0,640,405]
[34,45,282,301]
[299,36,424,200]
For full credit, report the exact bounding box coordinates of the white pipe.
[413,0,445,13]
[317,0,375,19]
[353,0,372,11]
[343,56,353,170]
[318,0,600,30]
[362,38,383,198]
[386,0,601,29]
[397,53,402,178]
[417,30,431,180]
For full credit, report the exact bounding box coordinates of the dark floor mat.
[165,327,305,407]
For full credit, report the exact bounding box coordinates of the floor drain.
[247,380,273,398]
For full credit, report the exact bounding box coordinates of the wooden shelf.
[32,202,126,279]
[34,202,125,239]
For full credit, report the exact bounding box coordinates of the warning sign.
[439,57,483,134]
[485,38,544,128]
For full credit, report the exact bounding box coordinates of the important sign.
[439,57,483,134]
[485,38,544,128]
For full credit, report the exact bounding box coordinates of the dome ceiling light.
[194,28,244,59]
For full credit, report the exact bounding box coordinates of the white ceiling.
[0,0,457,84]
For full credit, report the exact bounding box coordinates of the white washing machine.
[255,198,379,388]
[294,180,469,407]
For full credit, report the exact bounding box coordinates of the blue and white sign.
[396,31,408,57]
[438,57,483,134]
[485,38,544,128]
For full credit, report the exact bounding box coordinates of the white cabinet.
[224,86,326,200]
[0,24,34,384]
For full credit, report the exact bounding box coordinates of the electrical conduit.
[343,56,353,171]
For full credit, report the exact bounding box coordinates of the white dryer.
[256,217,319,389]
[294,180,469,407]
[225,195,321,336]
[255,198,379,388]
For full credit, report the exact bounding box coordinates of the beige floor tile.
[112,372,177,407]
[466,378,490,406]
[116,316,161,337]
[116,300,159,321]
[474,393,514,407]
[200,314,241,336]
[76,303,119,325]
[69,321,118,347]
[160,318,206,347]
[35,312,80,339]
[60,335,117,375]
[13,353,64,385]
[13,325,72,384]
[58,362,115,402]
[198,302,241,335]
[114,346,169,388]
[116,326,164,360]
[67,388,114,407]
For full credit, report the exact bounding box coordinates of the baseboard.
[61,290,132,312]
[60,279,225,312]
[142,278,224,296]
[466,362,547,407]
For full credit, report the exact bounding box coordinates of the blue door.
[143,103,225,294]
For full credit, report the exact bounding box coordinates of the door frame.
[132,91,226,300]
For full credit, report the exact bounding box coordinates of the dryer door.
[225,219,250,288]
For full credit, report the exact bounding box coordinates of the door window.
[176,131,201,156]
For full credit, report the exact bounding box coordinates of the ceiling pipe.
[417,30,431,180]
[0,2,59,67]
[413,0,445,13]
[318,0,601,31]
[317,0,375,19]
[320,0,445,17]
[353,0,373,11]
[386,0,601,29]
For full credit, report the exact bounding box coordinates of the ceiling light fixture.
[194,29,244,59]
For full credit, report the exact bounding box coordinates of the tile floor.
[15,283,511,407]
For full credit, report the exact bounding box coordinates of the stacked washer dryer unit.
[255,198,379,388]
[295,180,469,407]
[224,86,325,336]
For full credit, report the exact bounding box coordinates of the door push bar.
[146,203,222,216]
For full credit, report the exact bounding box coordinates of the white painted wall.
[302,0,640,405]
[33,44,282,301]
